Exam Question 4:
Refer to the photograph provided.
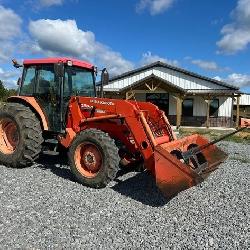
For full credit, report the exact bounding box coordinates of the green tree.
[7,88,17,97]
[0,80,7,101]
[0,80,17,101]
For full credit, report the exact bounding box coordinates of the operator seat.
[38,79,51,94]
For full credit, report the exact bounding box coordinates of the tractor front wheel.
[0,103,43,167]
[68,129,119,188]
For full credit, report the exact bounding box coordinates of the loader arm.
[61,96,173,171]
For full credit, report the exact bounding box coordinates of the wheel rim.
[74,142,103,178]
[0,118,19,154]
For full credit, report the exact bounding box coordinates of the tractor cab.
[16,58,97,132]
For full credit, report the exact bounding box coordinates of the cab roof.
[23,57,93,70]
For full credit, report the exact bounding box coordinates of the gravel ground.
[0,141,249,249]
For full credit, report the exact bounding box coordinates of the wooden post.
[236,95,240,128]
[231,95,234,128]
[205,99,211,128]
[126,91,134,100]
[176,95,183,128]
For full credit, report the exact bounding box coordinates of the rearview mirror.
[100,68,109,98]
[101,68,109,85]
[12,59,23,68]
[54,63,64,77]
[17,77,21,86]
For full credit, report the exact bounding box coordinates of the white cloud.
[213,76,222,81]
[39,0,63,7]
[217,0,250,54]
[0,5,22,40]
[28,19,134,75]
[0,5,22,62]
[141,51,178,66]
[29,19,95,58]
[0,67,20,89]
[25,20,180,76]
[192,60,219,71]
[186,57,229,72]
[214,73,250,88]
[0,43,15,62]
[226,73,250,87]
[136,0,175,15]
[191,59,229,72]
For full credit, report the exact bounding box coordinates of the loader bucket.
[154,134,228,199]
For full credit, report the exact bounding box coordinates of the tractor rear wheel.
[68,129,119,188]
[0,103,43,167]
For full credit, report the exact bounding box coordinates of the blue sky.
[0,0,250,93]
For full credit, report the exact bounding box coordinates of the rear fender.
[7,96,49,130]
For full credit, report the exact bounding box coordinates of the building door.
[182,98,193,117]
[146,93,169,115]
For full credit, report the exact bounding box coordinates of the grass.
[220,131,250,144]
[178,128,250,144]
[229,156,250,164]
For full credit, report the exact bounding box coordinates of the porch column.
[236,95,240,128]
[176,95,183,128]
[231,95,234,128]
[205,99,211,128]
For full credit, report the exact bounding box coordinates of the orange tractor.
[0,58,229,199]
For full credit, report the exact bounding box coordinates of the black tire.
[68,129,119,188]
[0,103,43,167]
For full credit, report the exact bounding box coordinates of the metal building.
[234,94,250,119]
[103,61,242,128]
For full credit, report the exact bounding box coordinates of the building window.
[146,93,169,114]
[209,99,219,117]
[182,99,193,116]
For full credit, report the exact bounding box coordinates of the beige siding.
[169,95,176,115]
[237,94,250,105]
[169,95,232,117]
[193,96,207,116]
[191,97,232,117]
[218,97,232,117]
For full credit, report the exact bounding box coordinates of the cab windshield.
[64,66,95,97]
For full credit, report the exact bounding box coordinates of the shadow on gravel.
[35,154,75,182]
[35,155,168,207]
[112,170,168,207]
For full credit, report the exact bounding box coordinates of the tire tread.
[0,103,43,167]
[68,128,119,188]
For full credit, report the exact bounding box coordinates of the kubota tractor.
[0,58,229,199]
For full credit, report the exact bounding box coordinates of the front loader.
[0,58,232,199]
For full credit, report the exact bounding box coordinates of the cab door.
[35,64,61,132]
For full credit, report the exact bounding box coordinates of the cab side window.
[21,66,36,95]
[37,65,57,95]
